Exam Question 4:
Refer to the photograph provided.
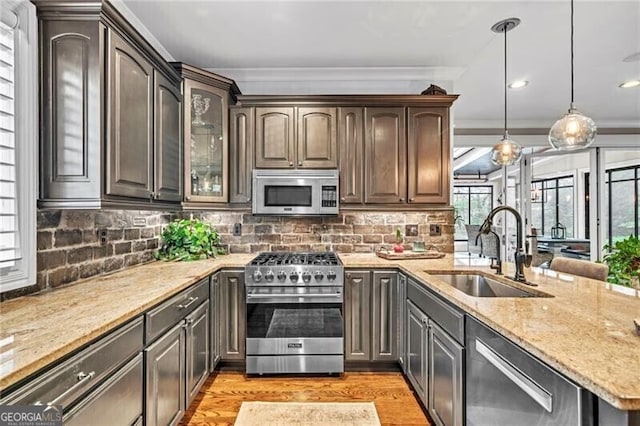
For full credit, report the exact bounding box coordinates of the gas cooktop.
[248,252,341,267]
[245,252,343,286]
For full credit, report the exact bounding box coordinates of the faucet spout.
[479,206,533,284]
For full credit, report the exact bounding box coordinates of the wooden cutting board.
[376,250,445,260]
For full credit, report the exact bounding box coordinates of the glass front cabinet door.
[184,79,229,203]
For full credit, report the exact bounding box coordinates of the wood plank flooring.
[181,371,430,425]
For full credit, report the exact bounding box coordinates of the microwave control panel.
[321,185,337,207]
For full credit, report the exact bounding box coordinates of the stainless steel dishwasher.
[466,317,592,426]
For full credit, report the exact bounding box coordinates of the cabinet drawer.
[407,278,464,344]
[1,317,143,408]
[145,278,209,343]
[64,353,143,426]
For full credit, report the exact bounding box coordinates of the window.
[0,0,37,293]
[607,165,639,245]
[452,186,493,240]
[530,175,574,238]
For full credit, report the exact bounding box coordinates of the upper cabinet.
[246,100,338,169]
[172,64,241,205]
[36,1,183,209]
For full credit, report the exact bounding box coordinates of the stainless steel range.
[245,252,344,375]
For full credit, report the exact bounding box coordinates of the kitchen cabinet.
[36,1,183,209]
[364,107,407,203]
[344,271,372,360]
[173,64,241,205]
[219,270,246,360]
[253,106,338,169]
[344,270,398,362]
[429,322,463,426]
[0,317,144,415]
[338,107,364,204]
[406,300,429,403]
[407,107,451,204]
[145,322,186,426]
[144,277,210,426]
[229,107,254,204]
[407,277,464,424]
[397,272,408,373]
[210,272,221,370]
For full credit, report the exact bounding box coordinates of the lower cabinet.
[64,353,144,426]
[210,272,221,370]
[429,322,464,426]
[345,270,397,362]
[145,322,186,426]
[219,270,246,360]
[397,272,408,374]
[144,278,210,426]
[406,278,464,426]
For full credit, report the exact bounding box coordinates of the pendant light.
[490,18,522,167]
[548,0,597,150]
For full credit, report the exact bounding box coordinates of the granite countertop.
[1,253,639,411]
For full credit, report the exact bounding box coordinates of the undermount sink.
[430,273,544,298]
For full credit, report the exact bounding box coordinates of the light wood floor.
[181,371,430,425]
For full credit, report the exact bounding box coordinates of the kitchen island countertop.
[1,253,639,411]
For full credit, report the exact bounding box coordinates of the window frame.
[531,175,574,238]
[0,0,37,293]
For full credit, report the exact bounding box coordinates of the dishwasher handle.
[475,338,553,413]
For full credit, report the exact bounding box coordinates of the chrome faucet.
[478,206,532,284]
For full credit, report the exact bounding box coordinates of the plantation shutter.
[0,10,19,269]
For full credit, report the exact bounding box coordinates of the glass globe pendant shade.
[491,134,523,166]
[548,107,597,151]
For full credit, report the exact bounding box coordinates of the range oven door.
[245,287,344,357]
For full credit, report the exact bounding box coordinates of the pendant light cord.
[570,0,575,107]
[504,24,508,134]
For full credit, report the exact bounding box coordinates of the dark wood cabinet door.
[344,271,372,361]
[297,107,337,168]
[154,71,182,202]
[338,107,364,204]
[372,271,398,361]
[229,107,254,203]
[364,108,406,203]
[219,271,245,360]
[255,107,295,168]
[107,30,154,200]
[186,302,210,408]
[407,107,450,204]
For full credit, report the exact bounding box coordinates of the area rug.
[234,401,381,426]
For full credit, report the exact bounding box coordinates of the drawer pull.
[177,296,199,310]
[38,371,96,407]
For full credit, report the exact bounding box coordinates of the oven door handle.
[246,292,343,303]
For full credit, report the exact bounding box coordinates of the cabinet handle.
[409,198,415,202]
[400,197,404,202]
[422,318,428,325]
[186,196,191,201]
[340,197,346,202]
[298,161,303,166]
[346,273,351,279]
[177,296,199,309]
[38,371,95,407]
[149,192,155,200]
[289,161,294,166]
[475,338,553,412]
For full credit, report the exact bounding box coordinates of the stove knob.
[264,270,274,282]
[277,271,287,282]
[252,270,263,282]
[314,271,324,281]
[289,271,299,282]
[327,270,337,281]
[302,271,312,283]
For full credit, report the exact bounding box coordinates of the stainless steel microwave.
[252,169,339,216]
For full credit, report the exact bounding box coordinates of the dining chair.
[549,257,609,281]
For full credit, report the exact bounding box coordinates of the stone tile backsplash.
[2,208,452,301]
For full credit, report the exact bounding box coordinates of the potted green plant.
[601,235,640,288]
[155,218,226,261]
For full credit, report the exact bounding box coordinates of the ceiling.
[122,0,640,130]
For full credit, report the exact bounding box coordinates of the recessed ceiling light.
[619,80,640,89]
[508,80,528,89]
